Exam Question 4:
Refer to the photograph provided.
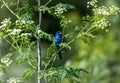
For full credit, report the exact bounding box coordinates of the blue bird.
[55,31,62,60]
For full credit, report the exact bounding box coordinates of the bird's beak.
[59,31,62,34]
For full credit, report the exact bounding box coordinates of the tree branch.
[37,0,42,83]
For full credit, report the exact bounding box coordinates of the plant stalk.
[37,0,42,83]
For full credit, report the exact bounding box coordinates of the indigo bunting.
[55,31,62,60]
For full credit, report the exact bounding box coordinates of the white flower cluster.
[0,18,11,29]
[87,0,98,8]
[1,58,13,66]
[93,6,120,15]
[109,6,120,15]
[20,33,31,37]
[15,20,34,25]
[55,6,67,14]
[7,29,22,35]
[7,77,20,83]
[93,18,110,30]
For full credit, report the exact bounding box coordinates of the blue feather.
[55,31,62,60]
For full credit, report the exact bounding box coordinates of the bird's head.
[55,31,62,35]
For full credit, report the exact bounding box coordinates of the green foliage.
[39,31,54,42]
[46,44,56,57]
[60,43,71,50]
[0,53,13,70]
[17,0,34,19]
[39,3,75,18]
[22,68,37,80]
[76,3,120,42]
[16,52,37,64]
[39,66,88,82]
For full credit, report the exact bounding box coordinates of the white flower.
[87,0,98,8]
[0,18,11,29]
[7,29,22,35]
[27,20,34,24]
[1,18,11,25]
[93,6,108,15]
[106,29,109,32]
[0,24,7,29]
[1,58,13,66]
[38,30,41,34]
[93,6,120,16]
[20,33,31,37]
[7,77,20,83]
[96,18,110,29]
[55,7,67,14]
[15,20,34,25]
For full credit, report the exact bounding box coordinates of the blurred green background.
[0,0,120,83]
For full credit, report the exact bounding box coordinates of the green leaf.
[16,53,36,64]
[0,64,4,70]
[59,69,67,79]
[22,68,36,80]
[0,32,3,38]
[38,5,49,13]
[47,44,56,57]
[45,3,75,18]
[38,66,88,82]
[0,4,5,9]
[39,31,54,42]
[60,43,71,50]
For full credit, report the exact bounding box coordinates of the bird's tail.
[56,45,62,60]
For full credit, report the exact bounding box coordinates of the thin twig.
[17,0,19,11]
[2,0,20,19]
[43,56,54,71]
[28,61,37,70]
[45,0,53,6]
[50,54,57,68]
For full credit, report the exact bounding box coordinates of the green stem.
[10,35,19,50]
[17,0,19,10]
[43,56,54,71]
[5,38,18,50]
[28,61,37,70]
[50,54,57,68]
[2,0,20,19]
[45,0,53,6]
